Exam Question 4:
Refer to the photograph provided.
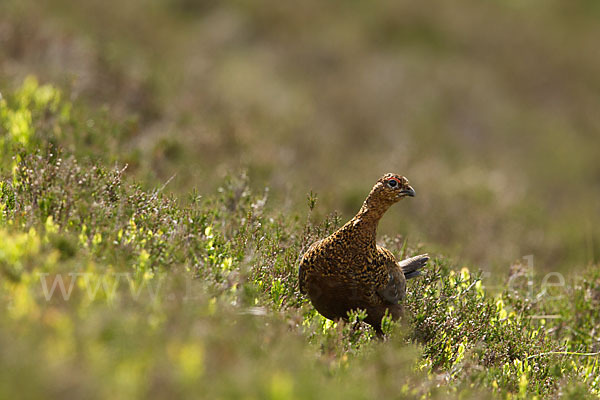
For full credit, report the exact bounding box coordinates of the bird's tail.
[399,254,429,280]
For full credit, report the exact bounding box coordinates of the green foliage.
[5,0,600,274]
[0,76,61,152]
[1,78,599,399]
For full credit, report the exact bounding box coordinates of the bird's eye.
[387,179,398,188]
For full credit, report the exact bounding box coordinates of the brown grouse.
[298,173,428,334]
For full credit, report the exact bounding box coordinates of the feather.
[399,254,429,280]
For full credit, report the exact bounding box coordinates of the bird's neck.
[358,193,393,223]
[343,195,393,245]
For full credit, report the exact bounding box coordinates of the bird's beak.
[400,185,416,197]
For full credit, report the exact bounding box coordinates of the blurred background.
[1,0,599,275]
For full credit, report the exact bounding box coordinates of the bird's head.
[356,173,416,221]
[371,173,415,205]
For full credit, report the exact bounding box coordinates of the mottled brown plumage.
[298,173,428,334]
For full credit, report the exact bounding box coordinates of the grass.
[1,77,600,399]
[3,0,600,273]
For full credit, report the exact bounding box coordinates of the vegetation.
[1,1,600,398]
[0,75,598,399]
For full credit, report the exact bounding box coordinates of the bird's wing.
[374,246,406,304]
[376,268,405,304]
[398,254,429,280]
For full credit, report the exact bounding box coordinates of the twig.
[527,351,600,360]
[158,173,177,193]
[528,315,562,319]
[151,173,177,200]
[448,278,480,299]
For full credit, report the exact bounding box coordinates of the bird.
[298,173,428,335]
